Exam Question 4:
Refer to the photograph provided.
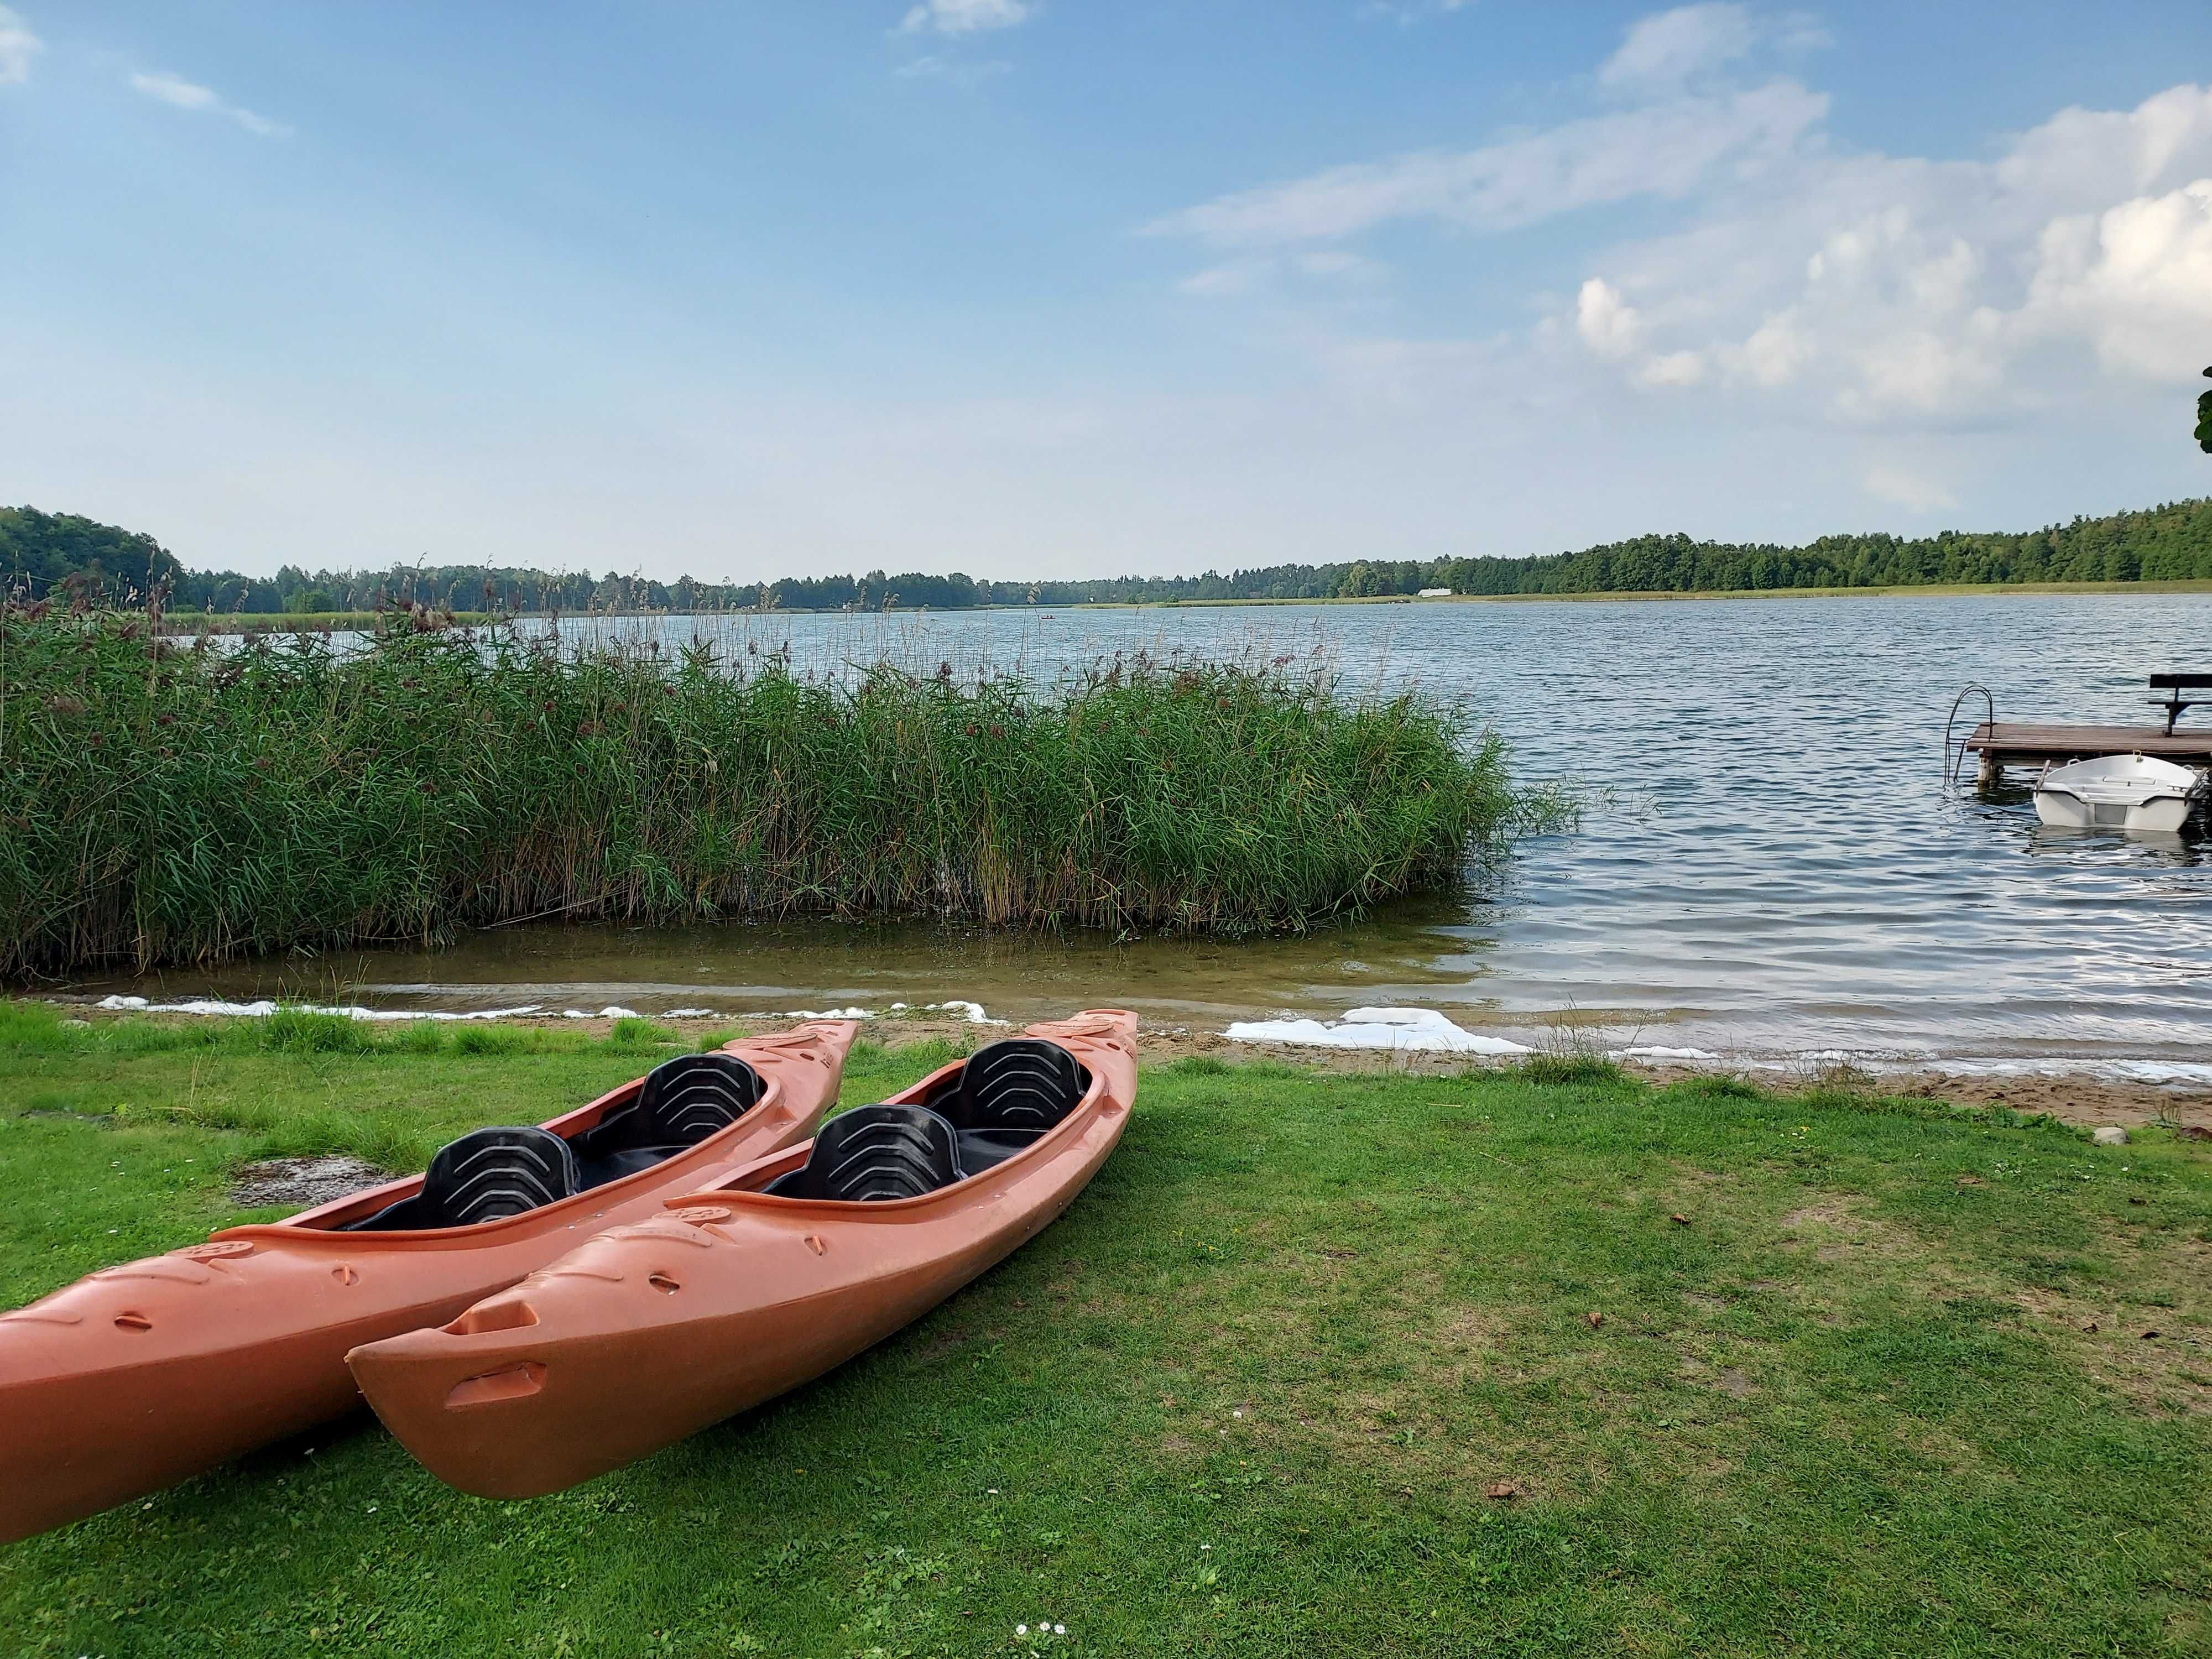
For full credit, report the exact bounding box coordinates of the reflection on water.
[75,593,2212,1063]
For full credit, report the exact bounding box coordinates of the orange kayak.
[0,1020,855,1543]
[348,1010,1135,1499]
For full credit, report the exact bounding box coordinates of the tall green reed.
[0,612,1554,975]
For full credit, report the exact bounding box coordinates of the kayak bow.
[0,1019,855,1543]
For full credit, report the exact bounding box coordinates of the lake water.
[80,594,2212,1077]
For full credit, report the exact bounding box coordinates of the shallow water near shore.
[69,591,2212,1075]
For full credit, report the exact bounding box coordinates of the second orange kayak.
[0,1019,855,1544]
[348,1009,1136,1499]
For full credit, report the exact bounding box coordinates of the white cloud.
[1598,4,1757,93]
[1561,83,2212,419]
[132,70,219,111]
[1575,278,1642,358]
[1864,465,1957,512]
[0,6,40,86]
[131,69,290,137]
[1728,309,1811,387]
[1637,349,1707,387]
[2021,179,2212,379]
[898,0,1031,35]
[1146,80,1825,247]
[1181,262,1263,298]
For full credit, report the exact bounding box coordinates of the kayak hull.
[348,1009,1136,1499]
[0,1020,854,1543]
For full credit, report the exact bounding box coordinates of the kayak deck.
[348,1010,1138,1500]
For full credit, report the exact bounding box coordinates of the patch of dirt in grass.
[1435,1306,1507,1352]
[908,1322,978,1363]
[1678,1353,1760,1399]
[2013,1251,2212,1416]
[1778,1197,1887,1265]
[230,1155,392,1209]
[1780,1198,1868,1233]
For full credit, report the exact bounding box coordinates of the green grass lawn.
[0,1003,2206,1657]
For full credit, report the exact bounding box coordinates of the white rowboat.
[2032,754,2201,833]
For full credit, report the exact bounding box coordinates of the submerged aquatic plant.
[0,611,1561,974]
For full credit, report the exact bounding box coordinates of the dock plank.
[1965,722,2212,764]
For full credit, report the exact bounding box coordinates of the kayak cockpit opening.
[342,1052,765,1231]
[765,1038,1091,1202]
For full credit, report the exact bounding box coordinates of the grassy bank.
[0,1003,2206,1656]
[0,614,1546,977]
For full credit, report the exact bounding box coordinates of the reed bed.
[0,612,1552,977]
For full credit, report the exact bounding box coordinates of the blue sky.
[2,2,2209,581]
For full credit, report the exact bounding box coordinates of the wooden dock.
[1964,722,2212,783]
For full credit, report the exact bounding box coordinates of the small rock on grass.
[1485,1481,1521,1500]
[2092,1125,2130,1147]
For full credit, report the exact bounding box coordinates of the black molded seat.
[570,1052,764,1163]
[347,1054,767,1230]
[946,1039,1090,1133]
[566,1052,766,1187]
[766,1105,964,1202]
[932,1039,1089,1171]
[629,1052,766,1144]
[352,1126,581,1230]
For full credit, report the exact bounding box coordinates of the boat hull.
[0,1020,855,1543]
[2033,753,2201,832]
[347,1010,1136,1499]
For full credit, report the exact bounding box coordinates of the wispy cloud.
[1145,81,1825,247]
[896,0,1032,35]
[0,5,40,86]
[1357,0,1475,23]
[1599,3,1828,96]
[896,52,1012,84]
[130,69,290,137]
[1179,249,1391,298]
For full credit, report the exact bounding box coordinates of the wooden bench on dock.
[1964,672,2212,786]
[2150,672,2212,735]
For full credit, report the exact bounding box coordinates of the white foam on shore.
[95,995,545,1022]
[1617,1045,1723,1061]
[1225,1007,1534,1055]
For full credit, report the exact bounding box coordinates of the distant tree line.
[6,497,2210,616]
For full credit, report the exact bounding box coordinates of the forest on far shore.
[6,496,2209,617]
